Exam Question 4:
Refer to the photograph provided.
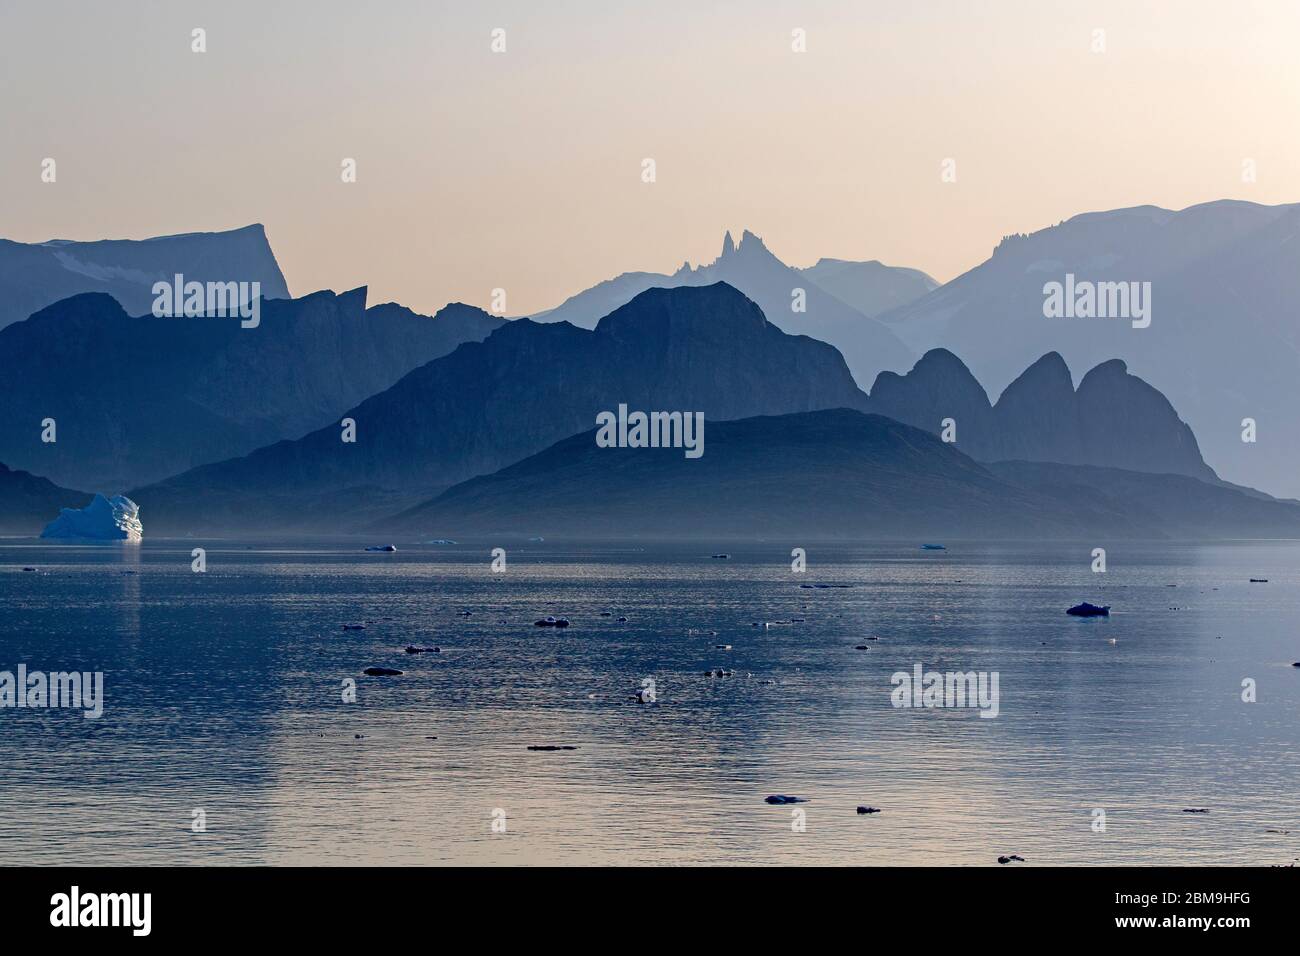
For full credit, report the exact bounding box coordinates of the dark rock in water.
[534,616,571,627]
[856,806,882,814]
[1067,602,1110,616]
[765,795,807,805]
[921,543,946,550]
[704,669,733,677]
[616,616,628,622]
[404,645,440,654]
[711,553,729,559]
[21,566,37,572]
[854,645,870,650]
[362,666,403,676]
[600,612,612,617]
[342,623,367,630]
[800,582,851,589]
[1292,662,1300,668]
[527,745,577,751]
[1182,808,1210,813]
[364,544,398,552]
[997,854,1025,864]
[1250,578,1269,583]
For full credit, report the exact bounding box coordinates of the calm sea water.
[1,538,1297,866]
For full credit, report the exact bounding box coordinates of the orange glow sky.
[3,0,1297,315]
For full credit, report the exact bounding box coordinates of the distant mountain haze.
[529,229,924,388]
[0,289,504,491]
[0,224,290,329]
[877,199,1300,496]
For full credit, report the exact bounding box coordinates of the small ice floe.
[404,645,440,654]
[856,806,882,815]
[364,545,397,552]
[528,536,545,543]
[527,745,576,751]
[425,539,457,545]
[1067,602,1110,617]
[633,686,655,704]
[997,855,1025,864]
[799,583,850,589]
[764,795,806,805]
[534,616,570,628]
[342,623,366,631]
[362,666,403,676]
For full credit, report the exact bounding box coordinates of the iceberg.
[41,494,142,542]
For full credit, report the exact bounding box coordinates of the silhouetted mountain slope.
[0,289,503,490]
[386,410,1300,540]
[385,409,1067,538]
[0,462,89,535]
[866,349,1217,482]
[871,348,996,452]
[877,199,1300,496]
[132,283,872,533]
[987,460,1300,538]
[0,224,290,329]
[798,257,938,317]
[532,230,917,387]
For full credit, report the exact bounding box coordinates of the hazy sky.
[3,0,1298,316]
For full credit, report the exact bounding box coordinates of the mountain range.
[876,199,1300,497]
[131,282,872,531]
[132,282,1228,534]
[0,224,290,330]
[0,289,503,491]
[386,408,1300,540]
[6,205,1300,539]
[870,348,1216,482]
[531,229,924,388]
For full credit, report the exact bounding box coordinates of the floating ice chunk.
[41,494,142,542]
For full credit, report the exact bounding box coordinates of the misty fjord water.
[1,539,1297,866]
